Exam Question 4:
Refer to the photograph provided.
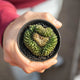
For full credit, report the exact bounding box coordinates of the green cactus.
[23,24,58,56]
[35,24,53,37]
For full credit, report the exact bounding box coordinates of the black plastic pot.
[17,19,60,61]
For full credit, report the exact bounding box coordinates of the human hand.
[3,11,62,73]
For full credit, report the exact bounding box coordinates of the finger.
[41,12,62,29]
[43,59,57,69]
[49,17,62,29]
[23,12,62,29]
[53,54,58,59]
[27,54,58,72]
[27,59,44,72]
[38,69,45,73]
[29,59,57,72]
[10,63,17,66]
[3,49,16,62]
[3,52,12,63]
[23,67,34,74]
[15,43,31,66]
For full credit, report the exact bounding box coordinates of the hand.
[3,11,62,73]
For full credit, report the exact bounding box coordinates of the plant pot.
[17,19,60,61]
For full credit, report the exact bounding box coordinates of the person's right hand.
[3,11,62,73]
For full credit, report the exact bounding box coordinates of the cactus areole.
[17,20,60,61]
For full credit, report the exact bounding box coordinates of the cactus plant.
[23,24,58,56]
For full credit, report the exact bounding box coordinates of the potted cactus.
[17,20,60,61]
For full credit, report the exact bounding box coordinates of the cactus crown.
[23,24,57,56]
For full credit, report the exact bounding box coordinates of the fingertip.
[39,70,45,73]
[53,19,62,29]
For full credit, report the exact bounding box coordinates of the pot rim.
[17,19,61,61]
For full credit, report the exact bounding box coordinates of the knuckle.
[43,66,48,69]
[43,63,49,69]
[26,11,32,14]
[23,11,32,18]
[43,12,50,19]
[4,57,6,62]
[24,69,32,74]
[4,57,11,63]
[4,46,10,54]
[26,70,32,74]
[23,67,32,74]
[44,12,50,15]
[10,63,16,66]
[42,65,47,69]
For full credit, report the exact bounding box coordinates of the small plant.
[23,24,58,57]
[17,20,60,61]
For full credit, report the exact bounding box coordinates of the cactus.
[23,24,58,56]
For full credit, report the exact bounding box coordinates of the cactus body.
[23,24,57,56]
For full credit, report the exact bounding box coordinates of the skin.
[3,11,62,73]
